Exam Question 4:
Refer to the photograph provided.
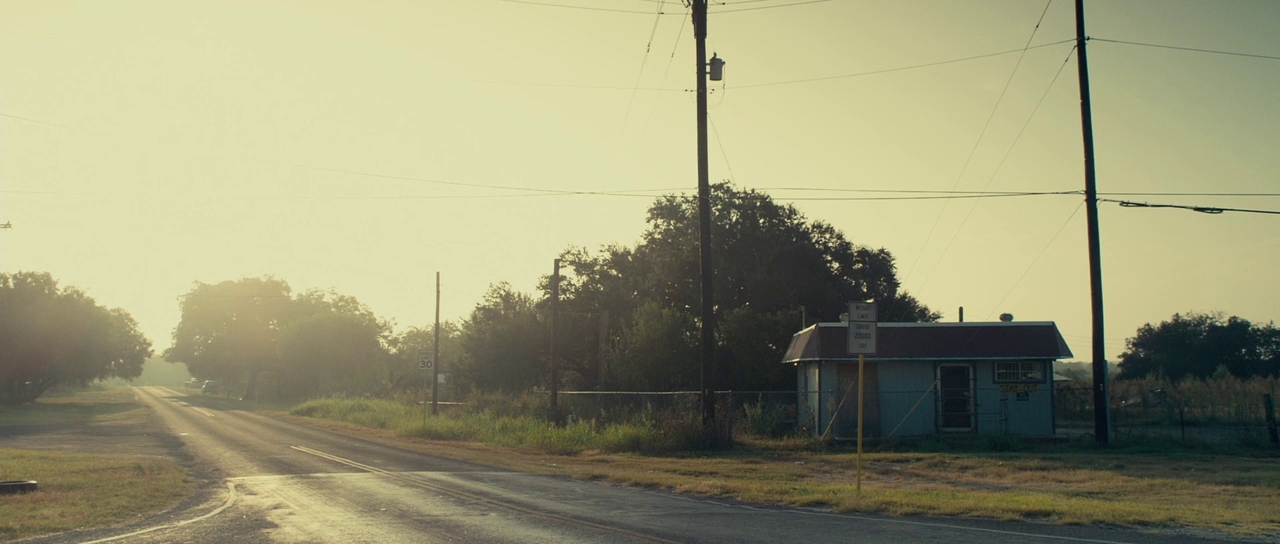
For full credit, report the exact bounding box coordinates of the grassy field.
[0,387,146,426]
[0,449,192,541]
[0,387,194,541]
[290,396,1280,537]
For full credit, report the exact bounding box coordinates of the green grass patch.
[0,449,192,541]
[0,388,146,426]
[291,395,706,455]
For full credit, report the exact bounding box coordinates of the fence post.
[1265,393,1278,447]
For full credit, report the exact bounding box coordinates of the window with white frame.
[994,361,1045,383]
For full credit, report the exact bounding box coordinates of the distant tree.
[166,278,391,399]
[388,322,462,396]
[165,277,292,398]
[1117,312,1280,381]
[277,290,391,398]
[0,272,152,404]
[542,183,938,391]
[457,282,545,392]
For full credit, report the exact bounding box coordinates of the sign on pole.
[847,301,877,355]
[418,352,433,371]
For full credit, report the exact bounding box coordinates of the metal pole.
[1075,0,1112,445]
[692,0,716,435]
[550,258,561,421]
[432,271,440,416]
[856,353,865,493]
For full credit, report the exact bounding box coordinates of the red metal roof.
[781,321,1073,362]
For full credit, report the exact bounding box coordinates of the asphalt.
[14,386,1266,544]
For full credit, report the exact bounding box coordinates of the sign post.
[419,352,433,425]
[847,301,877,493]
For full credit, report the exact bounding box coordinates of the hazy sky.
[3,0,1278,361]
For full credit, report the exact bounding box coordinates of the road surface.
[19,386,1246,544]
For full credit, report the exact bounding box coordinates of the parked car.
[184,378,200,389]
[201,380,220,395]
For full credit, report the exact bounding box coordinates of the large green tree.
[0,272,152,404]
[457,282,545,392]
[1118,312,1280,381]
[543,183,937,391]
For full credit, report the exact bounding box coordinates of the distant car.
[184,378,200,389]
[201,380,220,395]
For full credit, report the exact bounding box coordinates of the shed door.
[938,364,974,431]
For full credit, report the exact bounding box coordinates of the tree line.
[163,184,938,399]
[9,185,1274,404]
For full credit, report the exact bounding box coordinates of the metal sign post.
[847,301,877,493]
[419,352,433,425]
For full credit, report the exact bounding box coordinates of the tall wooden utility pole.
[432,271,441,416]
[692,0,717,435]
[549,258,561,421]
[1075,0,1111,444]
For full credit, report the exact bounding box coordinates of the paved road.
[21,386,1249,544]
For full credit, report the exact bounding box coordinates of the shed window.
[994,361,1044,383]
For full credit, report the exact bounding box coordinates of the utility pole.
[1075,0,1111,444]
[692,0,717,436]
[550,258,561,422]
[432,271,441,416]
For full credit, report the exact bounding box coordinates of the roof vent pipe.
[1000,313,1014,322]
[959,307,964,323]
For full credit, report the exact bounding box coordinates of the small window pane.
[995,361,1043,383]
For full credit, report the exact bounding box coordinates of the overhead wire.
[984,200,1084,321]
[1091,38,1280,62]
[708,0,834,13]
[915,42,1077,293]
[1103,199,1280,216]
[609,0,670,166]
[898,0,1058,297]
[731,39,1073,89]
[496,0,668,15]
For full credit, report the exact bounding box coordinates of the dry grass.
[0,449,192,541]
[287,414,1280,537]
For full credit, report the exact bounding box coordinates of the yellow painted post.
[856,353,865,493]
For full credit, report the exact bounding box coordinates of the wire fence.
[1055,378,1280,447]
[538,383,1280,448]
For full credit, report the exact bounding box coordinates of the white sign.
[418,352,434,371]
[848,302,876,323]
[847,301,877,355]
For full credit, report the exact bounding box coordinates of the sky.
[3,0,1278,361]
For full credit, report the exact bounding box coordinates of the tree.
[1118,312,1280,381]
[165,277,292,398]
[0,272,152,404]
[543,183,938,392]
[166,278,391,400]
[457,282,545,392]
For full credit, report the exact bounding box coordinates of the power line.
[1104,199,1280,216]
[732,39,1074,89]
[496,0,669,15]
[902,1,1059,296]
[985,201,1084,321]
[709,0,834,13]
[1092,38,1280,62]
[915,43,1077,294]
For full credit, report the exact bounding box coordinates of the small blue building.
[782,321,1073,438]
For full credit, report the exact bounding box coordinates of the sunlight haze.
[3,0,1278,360]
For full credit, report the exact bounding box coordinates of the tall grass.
[291,392,710,455]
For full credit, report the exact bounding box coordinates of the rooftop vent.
[999,313,1014,322]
